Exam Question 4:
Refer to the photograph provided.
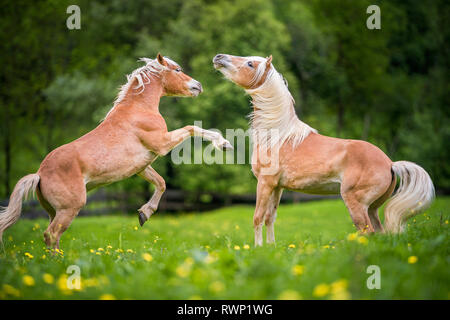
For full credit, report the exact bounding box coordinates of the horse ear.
[266,55,273,68]
[157,53,168,66]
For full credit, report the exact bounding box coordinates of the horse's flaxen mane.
[245,59,317,150]
[104,57,179,119]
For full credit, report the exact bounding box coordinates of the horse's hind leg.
[39,173,86,249]
[44,208,82,249]
[265,188,283,244]
[137,165,166,226]
[36,185,56,222]
[341,191,373,233]
[368,174,396,232]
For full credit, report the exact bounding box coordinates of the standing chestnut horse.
[0,54,231,249]
[213,53,434,246]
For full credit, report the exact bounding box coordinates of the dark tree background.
[1,0,448,202]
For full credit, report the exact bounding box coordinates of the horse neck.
[248,77,298,132]
[114,77,164,117]
[247,72,316,149]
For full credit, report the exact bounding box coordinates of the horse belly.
[84,149,157,190]
[281,174,341,195]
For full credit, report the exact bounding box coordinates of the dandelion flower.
[288,244,296,248]
[2,284,20,297]
[99,294,116,300]
[24,252,34,259]
[43,273,54,284]
[347,233,358,241]
[97,248,104,252]
[22,275,35,286]
[292,265,305,276]
[313,283,330,298]
[142,253,153,262]
[234,245,241,251]
[408,256,418,264]
[278,290,302,300]
[357,236,368,245]
[243,244,250,250]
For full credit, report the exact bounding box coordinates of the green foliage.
[0,0,449,197]
[0,198,448,299]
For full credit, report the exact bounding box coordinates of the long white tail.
[384,161,435,233]
[0,174,40,242]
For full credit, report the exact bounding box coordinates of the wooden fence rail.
[0,190,338,219]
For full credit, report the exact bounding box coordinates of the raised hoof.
[138,212,147,227]
[222,141,233,150]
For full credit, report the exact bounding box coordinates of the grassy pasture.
[0,197,448,300]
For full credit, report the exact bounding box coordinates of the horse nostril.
[213,54,225,62]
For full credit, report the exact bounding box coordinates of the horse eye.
[247,61,253,68]
[175,68,182,72]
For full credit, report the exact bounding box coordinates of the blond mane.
[245,60,317,150]
[104,57,179,119]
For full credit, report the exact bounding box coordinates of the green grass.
[0,197,449,300]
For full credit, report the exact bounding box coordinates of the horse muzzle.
[188,80,203,97]
[213,54,230,69]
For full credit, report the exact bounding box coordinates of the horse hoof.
[222,141,233,150]
[138,212,147,226]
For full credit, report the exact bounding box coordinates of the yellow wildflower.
[142,253,153,262]
[22,275,35,286]
[313,283,330,298]
[99,294,116,300]
[24,252,34,259]
[288,244,296,248]
[357,236,368,245]
[292,265,305,276]
[234,245,241,250]
[408,256,418,264]
[43,273,54,284]
[243,244,250,250]
[278,290,302,300]
[2,284,20,297]
[347,232,358,241]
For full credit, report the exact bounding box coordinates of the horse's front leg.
[137,166,166,226]
[265,188,283,244]
[254,179,275,247]
[158,125,232,155]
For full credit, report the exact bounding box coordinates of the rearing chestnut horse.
[0,54,231,249]
[213,53,434,246]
